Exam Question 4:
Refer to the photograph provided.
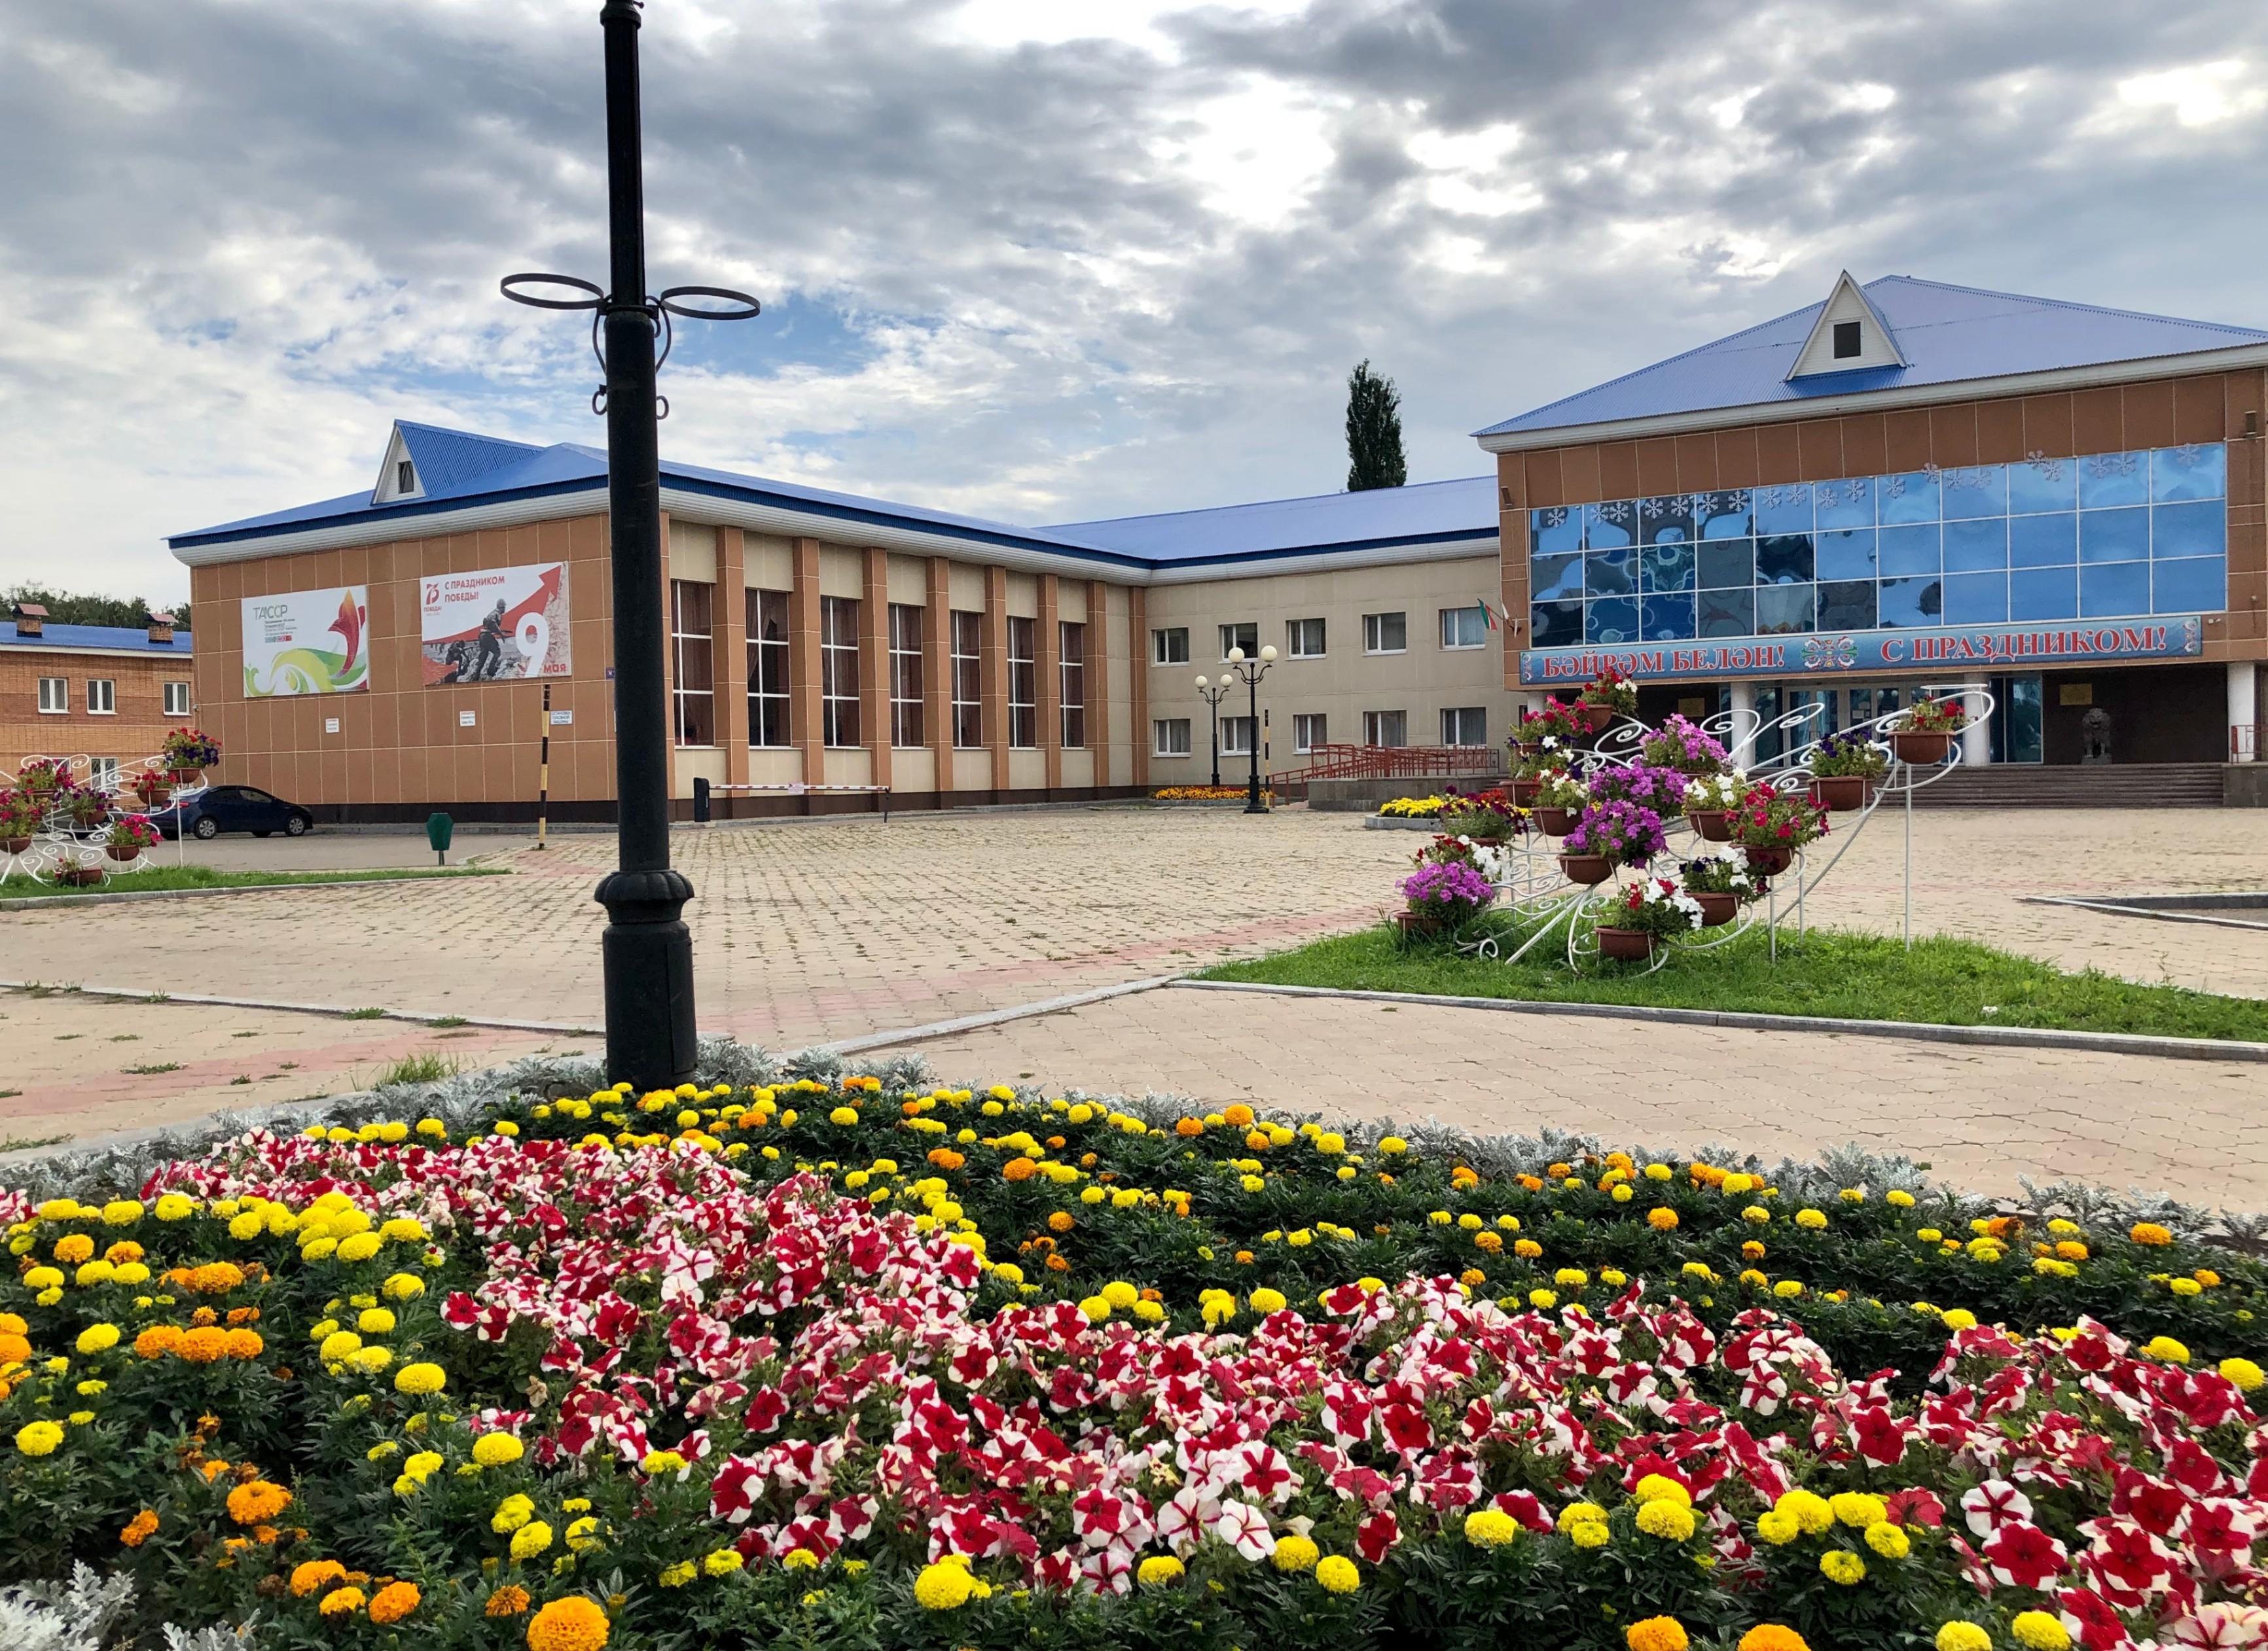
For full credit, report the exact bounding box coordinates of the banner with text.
[420,563,571,686]
[1519,616,2204,686]
[241,586,369,697]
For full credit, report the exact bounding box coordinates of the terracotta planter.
[1395,908,1447,939]
[1691,890,1738,927]
[168,768,202,785]
[1558,853,1613,886]
[137,785,173,809]
[1,836,30,855]
[1687,808,1733,842]
[1744,843,1794,877]
[107,843,145,862]
[1595,926,1655,961]
[1890,730,1953,765]
[1807,774,1875,812]
[1577,701,1617,734]
[1510,777,1543,806]
[1534,805,1579,836]
[58,864,103,887]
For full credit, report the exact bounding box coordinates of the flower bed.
[1152,787,1275,803]
[1,1061,2263,1651]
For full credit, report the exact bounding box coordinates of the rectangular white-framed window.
[163,681,192,717]
[1441,706,1488,747]
[1007,615,1037,749]
[1439,605,1488,650]
[669,578,715,745]
[1363,709,1407,748]
[1218,621,1257,660]
[1151,626,1189,666]
[86,679,117,715]
[821,595,861,748]
[1293,713,1327,753]
[1363,611,1407,654]
[747,588,791,748]
[1219,715,1255,756]
[1153,717,1191,757]
[950,610,983,749]
[888,603,924,748]
[1286,617,1325,658]
[37,677,67,713]
[1058,620,1086,748]
[88,756,120,790]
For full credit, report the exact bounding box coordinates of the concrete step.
[1909,762,2228,808]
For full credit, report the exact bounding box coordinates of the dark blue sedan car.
[160,785,315,840]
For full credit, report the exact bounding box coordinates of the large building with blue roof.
[165,270,2265,819]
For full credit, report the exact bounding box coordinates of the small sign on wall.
[2059,683,2094,706]
[324,717,340,734]
[550,709,573,726]
[459,711,477,728]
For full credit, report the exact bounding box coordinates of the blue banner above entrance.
[1518,616,2203,685]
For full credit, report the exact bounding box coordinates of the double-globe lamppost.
[502,0,763,1090]
[1190,675,1232,789]
[1206,645,1274,813]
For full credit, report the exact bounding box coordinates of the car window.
[204,788,241,803]
[242,789,276,804]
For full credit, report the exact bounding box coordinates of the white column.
[2231,661,2260,762]
[1728,680,1757,769]
[1960,686,1991,768]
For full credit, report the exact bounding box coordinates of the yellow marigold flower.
[1886,1190,1915,1207]
[1647,1208,1679,1231]
[1941,1309,1979,1332]
[319,1586,368,1618]
[291,1559,348,1596]
[154,1194,195,1221]
[16,1421,65,1456]
[2220,1357,2264,1391]
[1819,1550,1866,1585]
[1137,1555,1185,1586]
[2170,1277,2203,1298]
[1315,1555,1361,1593]
[1271,1533,1321,1572]
[369,1581,420,1624]
[780,1546,819,1569]
[2142,1336,2191,1364]
[2013,1612,2072,1650]
[382,1272,425,1300]
[1829,1492,1886,1529]
[1775,1490,1833,1535]
[1628,1618,1690,1651]
[492,1494,535,1533]
[1795,1209,1828,1230]
[357,1307,397,1334]
[913,1560,975,1609]
[1636,1500,1696,1540]
[1463,1508,1519,1547]
[525,1595,609,1650]
[1558,1501,1609,1531]
[704,1548,744,1576]
[1634,1474,1691,1507]
[394,1362,446,1394]
[1755,1510,1801,1545]
[510,1519,554,1559]
[1865,1521,1911,1559]
[473,1433,524,1468]
[75,1323,120,1355]
[1249,1288,1287,1314]
[403,1451,444,1480]
[1570,1520,1610,1549]
[566,1517,603,1553]
[24,1266,63,1291]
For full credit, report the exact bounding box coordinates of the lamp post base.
[595,866,698,1091]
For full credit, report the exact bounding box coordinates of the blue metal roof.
[1045,474,1498,567]
[1,622,194,654]
[1476,275,2268,438]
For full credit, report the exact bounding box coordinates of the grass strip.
[0,865,503,902]
[1195,921,2268,1042]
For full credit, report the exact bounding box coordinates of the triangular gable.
[372,421,547,505]
[371,423,423,504]
[1786,270,1905,380]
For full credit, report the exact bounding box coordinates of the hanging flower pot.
[1577,701,1615,734]
[1890,730,1952,765]
[1691,891,1738,927]
[1,836,31,856]
[1744,843,1794,877]
[1687,808,1732,842]
[1510,776,1543,806]
[1807,775,1873,811]
[1558,853,1613,885]
[1594,925,1654,961]
[105,842,141,863]
[58,864,104,887]
[1534,805,1579,836]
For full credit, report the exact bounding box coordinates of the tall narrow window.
[1007,615,1037,749]
[86,679,117,715]
[821,595,860,747]
[1219,716,1255,756]
[1286,617,1325,658]
[1293,713,1327,753]
[889,603,925,747]
[163,681,192,717]
[1151,627,1189,665]
[1218,621,1257,660]
[1058,620,1086,748]
[950,609,983,748]
[1363,709,1407,748]
[1363,611,1407,654]
[1439,605,1488,650]
[1441,706,1487,747]
[746,588,789,747]
[670,580,715,745]
[1153,718,1191,756]
[37,677,67,713]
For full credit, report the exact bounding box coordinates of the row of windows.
[1151,707,1490,756]
[32,678,192,717]
[669,582,1085,751]
[1149,606,1492,666]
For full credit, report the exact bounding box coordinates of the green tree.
[3,584,189,631]
[1344,359,1407,492]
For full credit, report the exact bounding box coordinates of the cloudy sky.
[3,0,2265,607]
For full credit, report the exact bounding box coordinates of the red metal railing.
[1270,743,1504,783]
[2233,723,2265,760]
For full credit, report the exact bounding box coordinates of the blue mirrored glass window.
[1585,547,1634,596]
[2152,444,2225,503]
[1530,599,1583,647]
[1878,577,1943,628]
[2007,456,2077,515]
[1813,476,1875,530]
[2078,450,2148,509]
[1697,588,1754,637]
[1752,484,1812,537]
[1814,528,1876,582]
[1757,534,1813,584]
[1755,584,1815,633]
[1943,571,2008,625]
[1531,506,1582,555]
[1697,539,1754,588]
[1939,465,2007,520]
[2009,512,2076,567]
[1642,593,1697,640]
[1584,501,1638,550]
[2009,566,2078,621]
[1639,495,1694,544]
[2079,507,2149,564]
[1585,595,1638,644]
[2079,561,2150,617]
[1817,580,1876,630]
[1640,542,1695,592]
[1531,552,1583,601]
[1879,524,1939,577]
[1877,470,1939,525]
[1943,517,2008,573]
[2153,500,2225,560]
[1695,490,1753,538]
[2152,556,2225,614]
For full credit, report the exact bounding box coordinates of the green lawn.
[1195,922,2268,1042]
[0,865,504,902]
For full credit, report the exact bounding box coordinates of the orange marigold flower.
[1045,1135,1066,1149]
[190,1262,246,1294]
[926,1148,965,1171]
[1546,1162,1573,1179]
[199,1459,232,1482]
[1246,1130,1271,1152]
[1222,1104,1255,1127]
[1473,1232,1503,1254]
[1627,1618,1690,1651]
[486,1584,532,1616]
[54,1234,96,1265]
[1045,1254,1071,1273]
[225,1328,264,1359]
[1002,1158,1037,1183]
[1648,1209,1680,1232]
[1460,1269,1487,1287]
[180,1326,230,1364]
[1175,1118,1204,1137]
[1738,1629,1812,1651]
[226,1480,292,1526]
[526,1594,611,1651]
[1234,1250,1254,1265]
[1079,1153,1098,1168]
[1514,1239,1543,1259]
[1450,1167,1480,1189]
[2197,1269,2222,1287]
[136,1324,185,1359]
[1047,1212,1075,1234]
[319,1586,367,1618]
[1517,1174,1544,1192]
[369,1581,421,1624]
[0,1332,29,1364]
[1742,1241,1767,1260]
[120,1510,160,1547]
[190,1306,219,1327]
[2131,1222,2174,1247]
[105,1241,144,1264]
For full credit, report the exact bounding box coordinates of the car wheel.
[285,815,308,836]
[192,817,219,840]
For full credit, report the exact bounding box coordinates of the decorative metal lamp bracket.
[501,273,761,417]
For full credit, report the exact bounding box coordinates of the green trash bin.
[425,811,455,866]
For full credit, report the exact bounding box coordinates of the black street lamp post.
[1192,676,1231,789]
[1223,645,1275,813]
[503,0,761,1091]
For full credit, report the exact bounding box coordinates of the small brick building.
[3,607,197,787]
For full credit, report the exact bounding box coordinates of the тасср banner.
[241,586,370,697]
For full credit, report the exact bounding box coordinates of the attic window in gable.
[1832,321,1862,360]
[397,459,416,494]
